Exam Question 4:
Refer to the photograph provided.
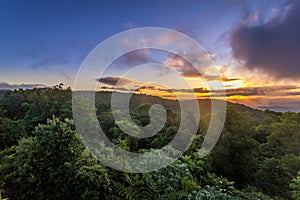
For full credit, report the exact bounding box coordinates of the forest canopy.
[0,88,299,199]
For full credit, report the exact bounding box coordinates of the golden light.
[223,79,245,89]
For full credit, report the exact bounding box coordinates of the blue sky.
[2,0,300,111]
[0,0,278,85]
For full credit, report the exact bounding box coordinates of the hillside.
[0,88,299,200]
[94,91,269,121]
[0,90,8,98]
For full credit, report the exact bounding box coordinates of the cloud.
[136,85,172,93]
[97,76,300,97]
[230,1,300,79]
[121,49,152,66]
[110,48,161,70]
[203,75,241,82]
[218,85,299,97]
[164,54,202,78]
[100,86,114,90]
[221,77,241,82]
[170,85,299,97]
[116,34,215,78]
[0,82,47,90]
[97,76,135,86]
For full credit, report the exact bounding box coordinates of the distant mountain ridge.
[0,89,271,120]
[94,91,269,121]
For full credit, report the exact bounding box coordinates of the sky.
[1,0,300,112]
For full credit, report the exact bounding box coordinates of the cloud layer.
[97,76,299,98]
[0,82,47,90]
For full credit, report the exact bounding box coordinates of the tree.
[290,171,300,200]
[0,117,25,150]
[0,117,84,199]
[72,150,112,199]
[266,112,300,157]
[211,108,259,188]
[256,158,292,198]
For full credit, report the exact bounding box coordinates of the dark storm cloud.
[230,1,300,79]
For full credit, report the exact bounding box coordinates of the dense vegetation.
[0,87,300,199]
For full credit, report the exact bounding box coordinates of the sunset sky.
[1,0,300,112]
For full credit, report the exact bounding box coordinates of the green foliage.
[266,112,300,156]
[210,108,261,188]
[0,88,72,132]
[0,117,84,199]
[256,158,292,198]
[113,173,157,200]
[151,159,196,193]
[205,173,235,195]
[0,89,299,199]
[72,150,112,199]
[187,185,234,200]
[290,171,300,199]
[158,191,187,200]
[0,118,25,150]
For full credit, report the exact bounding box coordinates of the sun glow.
[223,80,245,89]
